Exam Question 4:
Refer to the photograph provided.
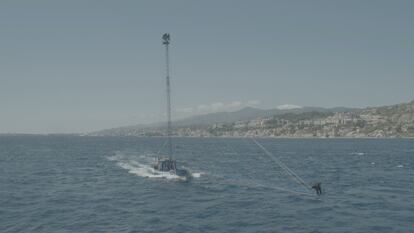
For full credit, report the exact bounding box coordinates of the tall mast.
[162,33,173,159]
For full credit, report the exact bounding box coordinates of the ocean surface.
[1,136,413,233]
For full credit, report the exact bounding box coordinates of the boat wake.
[107,152,203,180]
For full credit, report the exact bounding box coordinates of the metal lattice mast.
[162,33,173,159]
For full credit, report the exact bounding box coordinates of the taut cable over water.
[251,138,320,196]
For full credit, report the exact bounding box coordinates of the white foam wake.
[350,152,365,156]
[107,152,203,180]
[192,172,205,178]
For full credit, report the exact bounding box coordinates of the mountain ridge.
[89,100,414,137]
[88,104,361,136]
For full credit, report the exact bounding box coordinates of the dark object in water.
[153,157,176,171]
[153,157,192,181]
[312,183,322,195]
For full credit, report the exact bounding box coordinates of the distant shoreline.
[1,134,413,139]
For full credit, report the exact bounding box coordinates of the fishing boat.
[152,33,192,181]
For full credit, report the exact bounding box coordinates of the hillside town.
[91,100,414,138]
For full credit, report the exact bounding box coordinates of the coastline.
[2,133,413,139]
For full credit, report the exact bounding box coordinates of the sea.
[1,136,413,233]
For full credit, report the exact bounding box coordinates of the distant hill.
[89,105,354,136]
[88,100,414,137]
[201,100,414,138]
[172,106,353,126]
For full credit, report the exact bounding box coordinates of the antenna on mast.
[152,34,191,180]
[163,33,173,159]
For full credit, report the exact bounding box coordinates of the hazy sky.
[1,0,413,133]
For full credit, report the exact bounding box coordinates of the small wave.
[107,153,123,161]
[350,152,365,156]
[192,172,205,178]
[396,165,404,168]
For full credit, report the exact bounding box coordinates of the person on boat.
[312,182,322,195]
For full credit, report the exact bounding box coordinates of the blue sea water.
[1,136,413,233]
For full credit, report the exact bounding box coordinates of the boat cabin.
[153,157,177,172]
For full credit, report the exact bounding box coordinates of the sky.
[1,0,413,134]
